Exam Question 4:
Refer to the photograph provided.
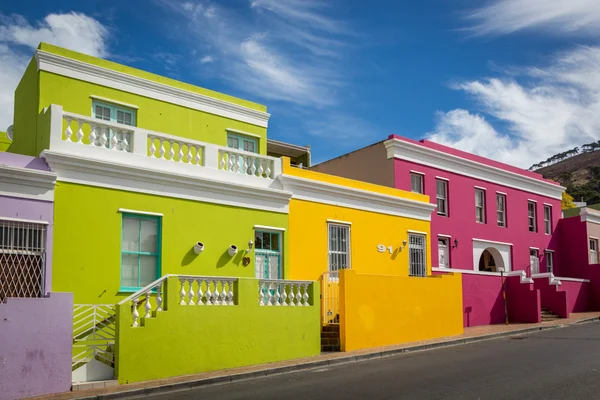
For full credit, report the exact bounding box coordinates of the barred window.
[328,223,350,276]
[0,219,46,301]
[409,234,426,277]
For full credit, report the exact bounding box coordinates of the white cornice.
[384,138,565,200]
[279,174,436,221]
[36,50,270,128]
[0,164,56,201]
[41,150,291,213]
[580,208,600,225]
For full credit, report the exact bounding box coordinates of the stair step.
[321,331,340,339]
[321,345,340,352]
[321,338,340,346]
[322,325,340,333]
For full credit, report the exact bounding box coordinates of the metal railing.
[72,304,116,369]
[320,272,340,325]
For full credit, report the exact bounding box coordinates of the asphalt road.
[145,322,600,400]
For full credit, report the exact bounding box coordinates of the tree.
[562,191,577,210]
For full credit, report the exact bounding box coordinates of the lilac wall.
[0,293,73,400]
[393,152,562,275]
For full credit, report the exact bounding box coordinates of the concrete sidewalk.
[29,312,600,400]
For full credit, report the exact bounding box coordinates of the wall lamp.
[453,239,459,249]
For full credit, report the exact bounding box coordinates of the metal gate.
[320,272,340,325]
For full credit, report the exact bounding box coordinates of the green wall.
[0,132,10,152]
[53,182,289,304]
[115,277,320,384]
[11,58,39,156]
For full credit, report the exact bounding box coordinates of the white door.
[530,249,539,274]
[438,238,449,268]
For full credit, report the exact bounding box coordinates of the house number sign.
[377,244,395,254]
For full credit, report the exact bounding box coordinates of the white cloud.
[465,0,600,36]
[200,55,215,64]
[428,46,600,168]
[0,12,110,132]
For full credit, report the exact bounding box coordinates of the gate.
[320,272,340,325]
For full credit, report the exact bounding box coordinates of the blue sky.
[2,0,600,167]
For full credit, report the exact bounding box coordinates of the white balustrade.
[127,280,165,327]
[258,280,312,306]
[178,277,237,306]
[218,148,276,179]
[62,112,133,152]
[148,133,205,166]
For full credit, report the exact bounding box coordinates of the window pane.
[227,137,239,149]
[271,233,279,251]
[263,232,271,250]
[436,181,445,197]
[123,113,132,125]
[122,218,140,252]
[255,231,263,249]
[117,110,124,124]
[140,219,158,253]
[103,107,111,120]
[139,256,157,287]
[411,174,423,193]
[244,140,256,153]
[121,254,139,287]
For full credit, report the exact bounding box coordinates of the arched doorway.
[478,247,505,272]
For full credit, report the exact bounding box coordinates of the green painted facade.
[115,277,320,384]
[53,182,289,304]
[0,131,10,152]
[11,43,268,157]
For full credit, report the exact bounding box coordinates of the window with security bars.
[328,223,350,275]
[409,234,426,277]
[0,219,46,301]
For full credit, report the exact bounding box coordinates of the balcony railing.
[48,105,281,181]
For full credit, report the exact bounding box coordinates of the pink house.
[313,135,595,326]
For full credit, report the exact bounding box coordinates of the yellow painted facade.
[283,158,433,281]
[339,269,464,351]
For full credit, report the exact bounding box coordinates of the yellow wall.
[339,269,463,351]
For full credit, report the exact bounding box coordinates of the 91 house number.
[377,244,395,254]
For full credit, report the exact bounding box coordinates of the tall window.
[590,238,599,264]
[121,214,161,291]
[475,188,486,223]
[254,230,281,279]
[436,179,448,216]
[528,201,537,232]
[545,251,554,274]
[530,248,539,274]
[409,234,427,277]
[544,205,552,235]
[497,194,506,227]
[0,219,46,301]
[410,173,424,194]
[328,223,350,275]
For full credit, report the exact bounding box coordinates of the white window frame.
[545,250,554,274]
[327,223,351,275]
[475,188,486,224]
[436,179,448,217]
[409,233,427,277]
[437,236,449,268]
[410,172,424,194]
[530,248,539,275]
[528,201,537,232]
[544,205,552,235]
[496,193,506,227]
[590,238,599,264]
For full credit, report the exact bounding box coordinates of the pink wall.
[393,157,561,274]
[461,273,504,327]
[506,276,540,323]
[556,217,589,278]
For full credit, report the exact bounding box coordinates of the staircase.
[541,308,561,322]
[321,324,340,352]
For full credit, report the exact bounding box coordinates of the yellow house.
[280,158,464,352]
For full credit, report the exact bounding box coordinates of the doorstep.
[28,312,600,400]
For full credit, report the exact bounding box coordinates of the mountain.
[533,142,600,205]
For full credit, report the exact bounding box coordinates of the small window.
[436,180,448,216]
[590,239,599,264]
[93,101,136,126]
[544,205,552,235]
[545,251,553,274]
[410,173,424,194]
[328,223,350,274]
[409,234,427,277]
[475,188,486,223]
[530,248,539,274]
[255,230,281,279]
[528,201,537,232]
[497,194,506,227]
[121,214,161,290]
[227,133,258,154]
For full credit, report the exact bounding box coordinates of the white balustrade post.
[211,281,219,305]
[259,281,265,305]
[179,278,187,305]
[178,142,184,162]
[168,140,175,160]
[132,128,148,156]
[220,281,227,306]
[158,139,166,159]
[156,282,163,311]
[267,283,273,306]
[75,120,84,143]
[187,279,195,305]
[206,280,213,305]
[144,292,152,318]
[197,280,204,305]
[303,284,310,306]
[281,283,288,306]
[289,284,296,307]
[89,125,97,146]
[227,281,234,305]
[274,283,281,306]
[295,284,302,306]
[131,298,140,327]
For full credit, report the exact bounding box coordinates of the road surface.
[144,321,600,400]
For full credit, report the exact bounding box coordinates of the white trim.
[589,236,600,240]
[42,150,292,214]
[118,208,164,217]
[0,216,49,225]
[530,273,590,286]
[326,219,352,226]
[90,95,139,109]
[409,170,425,175]
[36,50,270,128]
[279,174,436,221]
[253,225,286,232]
[432,267,532,283]
[580,208,600,225]
[226,128,262,139]
[529,247,540,250]
[496,191,507,195]
[543,203,553,207]
[555,276,590,283]
[528,199,538,203]
[472,238,513,247]
[474,186,487,190]
[0,164,57,201]
[435,176,449,181]
[545,249,555,253]
[438,233,451,238]
[385,138,565,200]
[407,230,428,235]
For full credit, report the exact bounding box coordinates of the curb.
[73,317,600,400]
